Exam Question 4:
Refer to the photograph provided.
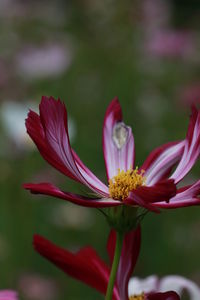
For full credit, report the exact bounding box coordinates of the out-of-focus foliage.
[0,0,200,299]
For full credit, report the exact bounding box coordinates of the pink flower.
[0,290,18,300]
[33,228,179,300]
[24,97,200,213]
[146,30,194,58]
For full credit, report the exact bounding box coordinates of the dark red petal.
[26,97,108,196]
[23,182,120,208]
[146,291,180,300]
[128,179,176,205]
[26,107,79,182]
[33,235,120,298]
[107,227,141,300]
[154,179,200,209]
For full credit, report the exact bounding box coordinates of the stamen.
[129,293,145,300]
[109,168,145,201]
[112,122,128,149]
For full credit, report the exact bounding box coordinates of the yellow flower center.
[109,168,145,201]
[129,293,145,300]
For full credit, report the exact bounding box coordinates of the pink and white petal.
[107,227,141,300]
[154,179,200,209]
[72,150,109,195]
[158,275,200,299]
[33,235,120,300]
[141,141,185,186]
[26,110,78,182]
[171,107,200,183]
[23,182,121,208]
[26,97,107,196]
[0,291,18,300]
[103,98,135,180]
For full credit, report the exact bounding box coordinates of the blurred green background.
[1,0,200,299]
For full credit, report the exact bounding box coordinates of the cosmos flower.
[24,96,200,213]
[129,275,200,300]
[0,290,18,300]
[33,228,179,300]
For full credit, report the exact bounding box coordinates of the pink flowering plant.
[0,290,18,300]
[23,96,200,299]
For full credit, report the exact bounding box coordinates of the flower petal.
[146,291,180,300]
[154,179,200,208]
[128,276,158,296]
[26,96,108,196]
[124,179,176,212]
[0,290,18,300]
[141,141,185,186]
[33,235,120,300]
[107,227,141,300]
[72,150,109,195]
[23,182,121,208]
[171,106,200,183]
[159,275,200,299]
[103,98,135,180]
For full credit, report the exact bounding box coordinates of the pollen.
[129,293,145,300]
[109,168,145,201]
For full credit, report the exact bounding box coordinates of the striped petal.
[171,106,200,183]
[23,182,120,208]
[103,98,135,180]
[26,96,108,196]
[141,141,184,186]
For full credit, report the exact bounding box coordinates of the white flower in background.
[16,44,73,80]
[129,275,200,300]
[0,100,76,152]
[1,101,37,151]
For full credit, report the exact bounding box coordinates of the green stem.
[105,231,124,300]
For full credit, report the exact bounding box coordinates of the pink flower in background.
[16,44,72,80]
[146,30,195,58]
[33,228,180,300]
[24,97,200,212]
[0,290,18,300]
